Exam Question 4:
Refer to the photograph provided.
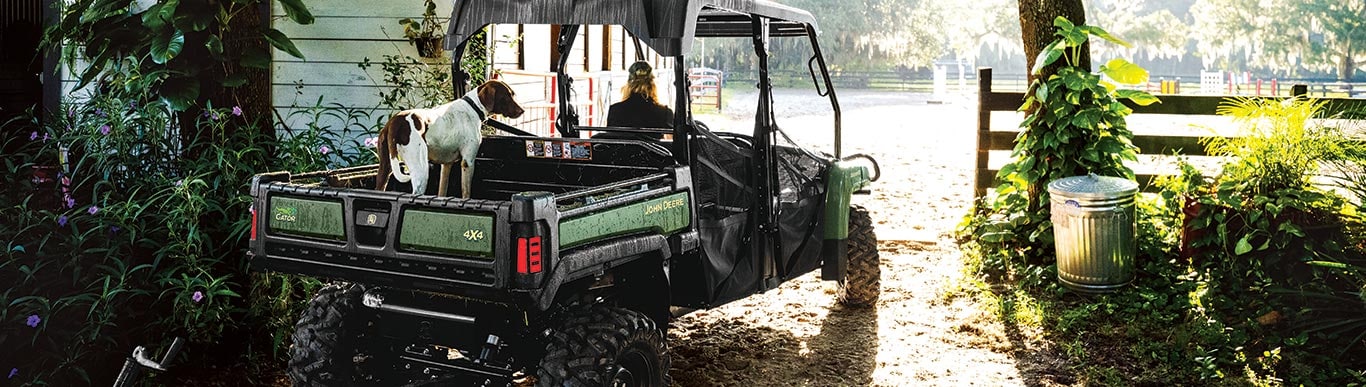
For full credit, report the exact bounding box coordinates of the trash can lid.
[1047,174,1139,198]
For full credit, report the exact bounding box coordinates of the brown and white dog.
[376,80,524,197]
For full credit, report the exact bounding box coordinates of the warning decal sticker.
[526,140,592,161]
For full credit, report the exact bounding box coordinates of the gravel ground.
[670,89,1042,386]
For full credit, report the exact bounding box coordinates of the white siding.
[271,0,451,134]
[270,2,673,137]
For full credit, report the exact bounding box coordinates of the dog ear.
[477,82,496,108]
[391,112,412,146]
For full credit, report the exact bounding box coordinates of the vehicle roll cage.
[439,0,844,160]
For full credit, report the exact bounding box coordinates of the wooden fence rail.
[973,67,1366,199]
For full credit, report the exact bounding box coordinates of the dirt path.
[670,90,1049,386]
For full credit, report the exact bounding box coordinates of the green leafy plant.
[1191,97,1355,266]
[44,0,315,112]
[1204,98,1354,196]
[359,55,454,111]
[0,63,381,384]
[399,0,446,58]
[360,24,492,113]
[1174,96,1366,382]
[964,16,1158,271]
[1005,16,1157,206]
[958,18,1366,385]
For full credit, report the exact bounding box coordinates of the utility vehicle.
[247,1,881,385]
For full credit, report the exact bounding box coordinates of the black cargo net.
[773,127,829,278]
[690,123,759,304]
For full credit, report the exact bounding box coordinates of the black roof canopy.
[444,0,819,56]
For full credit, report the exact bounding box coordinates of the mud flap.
[820,238,847,281]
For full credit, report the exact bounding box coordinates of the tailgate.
[249,174,513,292]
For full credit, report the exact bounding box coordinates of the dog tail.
[390,157,411,183]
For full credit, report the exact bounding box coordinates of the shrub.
[0,70,378,385]
[1175,97,1366,383]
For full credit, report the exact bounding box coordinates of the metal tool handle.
[112,337,184,387]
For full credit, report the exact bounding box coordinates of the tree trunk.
[219,3,273,141]
[1018,0,1088,212]
[1340,39,1357,81]
[1018,0,1090,85]
[179,2,273,158]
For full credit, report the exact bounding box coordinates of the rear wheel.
[536,305,671,387]
[288,283,378,386]
[837,205,881,307]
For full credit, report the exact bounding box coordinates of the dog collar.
[460,95,486,121]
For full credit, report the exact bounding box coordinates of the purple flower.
[64,195,75,209]
[95,108,105,117]
[42,133,49,142]
[88,205,99,215]
[174,179,184,187]
[231,106,243,117]
[129,101,138,109]
[67,108,75,118]
[99,124,111,136]
[363,137,378,147]
[25,314,40,328]
[29,131,37,141]
[319,145,331,155]
[57,215,68,227]
[192,291,204,303]
[7,367,15,379]
[110,226,120,234]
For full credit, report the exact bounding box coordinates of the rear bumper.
[249,249,519,303]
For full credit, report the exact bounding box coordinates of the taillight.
[517,236,542,274]
[250,206,257,240]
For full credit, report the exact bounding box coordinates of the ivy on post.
[978,16,1159,265]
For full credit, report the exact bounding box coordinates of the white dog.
[376,80,525,197]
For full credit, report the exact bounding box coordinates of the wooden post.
[974,67,993,200]
[517,24,525,70]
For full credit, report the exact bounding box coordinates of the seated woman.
[598,61,674,141]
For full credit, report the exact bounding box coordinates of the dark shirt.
[602,95,674,140]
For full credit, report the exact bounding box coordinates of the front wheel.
[837,205,881,307]
[536,305,671,387]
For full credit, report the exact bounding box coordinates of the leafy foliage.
[358,27,490,112]
[1177,96,1366,383]
[959,15,1366,385]
[399,0,445,40]
[0,65,373,384]
[1193,0,1366,80]
[360,55,454,112]
[45,0,315,111]
[967,17,1156,269]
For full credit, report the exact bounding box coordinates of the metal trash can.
[1048,174,1138,293]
